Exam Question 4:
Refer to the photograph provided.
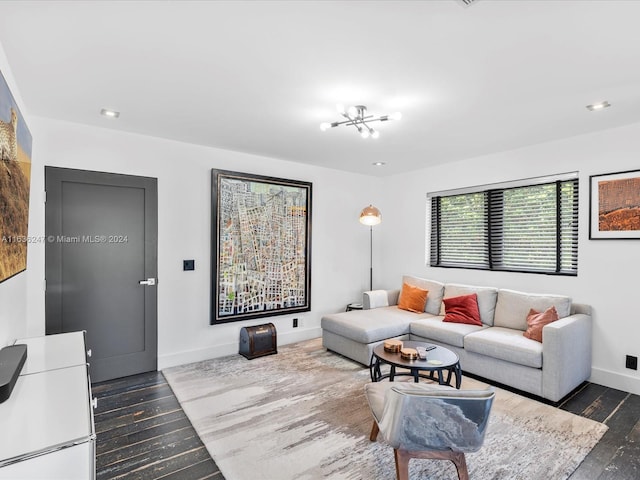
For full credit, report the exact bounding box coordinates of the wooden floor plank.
[560,382,609,415]
[114,446,214,480]
[568,431,622,479]
[99,426,198,469]
[92,371,167,397]
[562,385,629,423]
[95,383,175,416]
[581,387,629,423]
[95,394,183,433]
[598,442,640,480]
[97,416,194,457]
[97,431,207,479]
[156,459,223,480]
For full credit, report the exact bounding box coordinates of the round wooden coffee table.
[369,341,462,388]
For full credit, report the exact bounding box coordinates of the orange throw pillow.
[443,293,482,326]
[523,306,559,342]
[398,283,429,313]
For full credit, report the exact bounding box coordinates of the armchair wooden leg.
[450,451,469,480]
[369,421,379,441]
[392,449,469,480]
[394,449,410,480]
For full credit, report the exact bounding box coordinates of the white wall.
[379,123,640,395]
[0,42,28,347]
[25,116,383,368]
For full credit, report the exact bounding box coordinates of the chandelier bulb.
[371,129,379,139]
[320,122,331,131]
[348,106,358,118]
[360,129,370,139]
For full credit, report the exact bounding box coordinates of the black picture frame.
[211,169,312,324]
[589,168,640,239]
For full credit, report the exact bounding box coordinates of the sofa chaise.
[321,275,592,402]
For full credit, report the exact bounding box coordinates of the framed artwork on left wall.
[211,169,312,324]
[0,69,33,283]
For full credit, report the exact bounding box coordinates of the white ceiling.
[1,0,640,177]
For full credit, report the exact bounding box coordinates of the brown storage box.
[239,323,277,359]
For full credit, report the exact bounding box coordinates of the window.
[429,173,579,275]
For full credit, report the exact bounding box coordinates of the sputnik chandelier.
[320,104,401,139]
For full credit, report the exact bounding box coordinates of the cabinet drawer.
[0,364,94,469]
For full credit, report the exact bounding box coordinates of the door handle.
[138,278,156,286]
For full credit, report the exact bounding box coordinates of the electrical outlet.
[183,259,195,271]
[626,355,638,370]
[293,318,298,328]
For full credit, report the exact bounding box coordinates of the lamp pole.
[359,204,381,292]
[369,225,373,291]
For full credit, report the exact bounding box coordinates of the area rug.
[163,338,607,480]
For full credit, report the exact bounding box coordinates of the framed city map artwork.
[0,69,32,284]
[211,169,312,324]
[589,169,640,239]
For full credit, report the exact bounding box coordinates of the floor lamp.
[359,205,382,291]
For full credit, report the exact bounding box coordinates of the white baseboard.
[590,367,640,396]
[158,327,322,371]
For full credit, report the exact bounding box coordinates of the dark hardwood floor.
[93,371,639,480]
[562,383,640,479]
[92,371,224,480]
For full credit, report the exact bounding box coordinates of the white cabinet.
[0,332,96,480]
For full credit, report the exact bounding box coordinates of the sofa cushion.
[464,327,543,368]
[321,306,430,344]
[410,317,487,348]
[523,306,559,342]
[398,283,429,313]
[402,275,445,315]
[443,293,482,326]
[439,283,498,326]
[494,289,571,331]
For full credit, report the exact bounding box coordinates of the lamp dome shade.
[359,205,382,226]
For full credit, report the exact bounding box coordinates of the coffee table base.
[370,357,462,388]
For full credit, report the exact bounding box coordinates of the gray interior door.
[45,167,158,383]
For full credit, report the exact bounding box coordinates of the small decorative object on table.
[346,303,363,312]
[383,339,403,353]
[400,348,418,360]
[239,323,277,360]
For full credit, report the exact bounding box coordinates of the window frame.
[427,172,579,276]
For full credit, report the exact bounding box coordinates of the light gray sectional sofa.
[321,275,592,402]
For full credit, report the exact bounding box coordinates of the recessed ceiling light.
[372,162,386,166]
[100,108,120,118]
[586,101,611,111]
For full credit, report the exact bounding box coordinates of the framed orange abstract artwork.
[589,169,640,239]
